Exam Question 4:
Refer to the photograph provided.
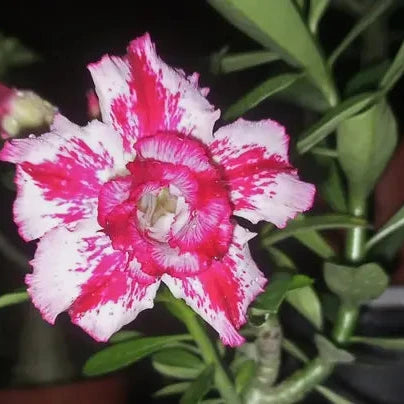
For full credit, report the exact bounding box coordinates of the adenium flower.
[0,34,315,346]
[0,83,55,140]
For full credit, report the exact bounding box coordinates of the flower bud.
[0,83,56,139]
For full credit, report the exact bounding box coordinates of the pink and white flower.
[0,34,315,346]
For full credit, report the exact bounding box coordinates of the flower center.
[137,187,178,242]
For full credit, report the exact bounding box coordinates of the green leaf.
[380,40,404,94]
[109,330,143,343]
[224,72,301,120]
[282,338,309,363]
[337,99,398,203]
[261,214,368,246]
[324,262,389,305]
[267,246,297,272]
[286,286,323,330]
[83,334,192,376]
[345,60,390,96]
[294,230,336,259]
[253,272,292,314]
[208,0,337,106]
[315,335,354,364]
[366,205,404,251]
[201,400,224,404]
[253,273,313,314]
[212,49,280,74]
[235,359,256,394]
[0,291,29,309]
[328,0,393,66]
[315,386,353,404]
[0,33,39,77]
[273,77,330,112]
[314,156,347,213]
[154,382,190,398]
[308,0,330,34]
[350,336,404,351]
[297,92,377,154]
[152,348,204,379]
[180,364,214,404]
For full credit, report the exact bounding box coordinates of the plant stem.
[167,296,241,404]
[245,357,333,404]
[332,303,359,345]
[333,196,367,345]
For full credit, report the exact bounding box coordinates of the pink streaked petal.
[234,172,316,227]
[210,118,290,165]
[98,175,133,227]
[135,132,212,173]
[26,218,129,324]
[89,33,219,152]
[210,119,315,226]
[169,197,233,260]
[0,115,127,240]
[26,218,160,341]
[162,225,267,347]
[69,259,160,342]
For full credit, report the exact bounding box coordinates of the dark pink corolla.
[0,34,315,346]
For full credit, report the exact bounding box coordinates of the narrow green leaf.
[294,229,336,258]
[366,205,404,251]
[152,348,204,379]
[266,246,297,272]
[380,40,404,94]
[0,291,29,309]
[337,99,398,202]
[180,364,214,404]
[235,359,256,394]
[282,338,309,363]
[324,262,389,305]
[311,147,338,158]
[286,286,323,329]
[308,0,330,34]
[224,72,301,120]
[83,334,192,376]
[261,214,368,246]
[201,400,224,404]
[297,92,377,154]
[216,50,280,74]
[109,330,142,343]
[154,382,190,398]
[345,60,390,96]
[273,76,330,112]
[350,336,404,351]
[328,0,393,66]
[314,156,347,213]
[208,0,337,106]
[315,386,353,404]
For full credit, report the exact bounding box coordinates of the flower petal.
[162,225,267,347]
[135,132,212,173]
[88,33,219,152]
[26,218,160,341]
[0,115,127,240]
[210,119,315,227]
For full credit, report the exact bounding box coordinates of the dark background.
[0,1,404,403]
